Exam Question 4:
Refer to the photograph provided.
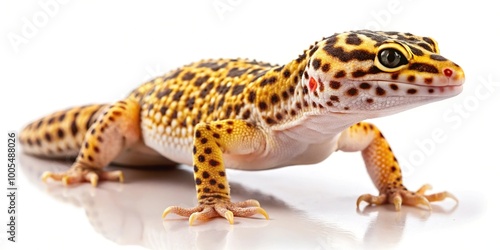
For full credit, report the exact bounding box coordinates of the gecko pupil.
[378,49,407,68]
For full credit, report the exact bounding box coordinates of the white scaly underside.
[137,109,367,170]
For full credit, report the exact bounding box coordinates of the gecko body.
[20,30,464,224]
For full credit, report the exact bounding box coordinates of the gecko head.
[303,30,465,117]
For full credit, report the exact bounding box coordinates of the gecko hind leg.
[42,99,141,186]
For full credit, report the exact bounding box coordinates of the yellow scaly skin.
[20,30,464,225]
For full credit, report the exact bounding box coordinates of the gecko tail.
[19,104,110,158]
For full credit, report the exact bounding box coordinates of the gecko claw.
[393,195,402,211]
[224,211,234,225]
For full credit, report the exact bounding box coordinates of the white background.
[1,0,499,249]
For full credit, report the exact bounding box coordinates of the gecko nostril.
[444,68,453,77]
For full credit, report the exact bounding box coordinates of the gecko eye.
[378,49,408,68]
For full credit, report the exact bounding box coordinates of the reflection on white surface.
[18,153,479,249]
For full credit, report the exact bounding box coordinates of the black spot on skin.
[366,98,374,103]
[376,87,386,96]
[391,166,397,172]
[334,70,346,78]
[345,34,362,45]
[326,101,333,106]
[408,45,423,56]
[250,70,267,82]
[352,70,367,78]
[270,94,280,104]
[308,45,319,56]
[329,81,341,89]
[281,91,289,100]
[232,84,245,96]
[407,75,416,82]
[198,155,206,162]
[227,67,247,77]
[87,155,94,162]
[70,121,78,136]
[84,142,89,149]
[265,117,276,125]
[408,63,439,73]
[199,82,214,98]
[44,133,51,142]
[218,184,225,189]
[407,88,418,94]
[225,106,233,118]
[186,97,196,110]
[216,85,231,95]
[219,171,225,177]
[209,159,220,167]
[202,171,210,179]
[428,89,435,94]
[418,42,433,52]
[312,59,321,70]
[158,106,168,116]
[58,113,66,122]
[156,88,173,99]
[47,117,55,125]
[93,146,100,153]
[194,165,199,172]
[389,84,399,91]
[215,124,223,129]
[204,147,212,154]
[260,76,278,87]
[321,63,330,72]
[195,131,201,138]
[201,138,208,144]
[213,133,220,139]
[258,102,268,111]
[275,113,283,120]
[97,136,103,142]
[172,90,184,101]
[194,75,210,87]
[430,54,447,61]
[247,91,256,103]
[323,46,375,62]
[359,82,371,89]
[283,69,291,78]
[304,71,309,80]
[242,109,251,119]
[217,98,225,109]
[182,72,196,81]
[57,128,64,138]
[346,88,358,96]
[391,73,399,80]
[330,95,339,102]
[209,179,217,185]
[424,78,433,84]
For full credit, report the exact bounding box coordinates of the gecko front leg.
[42,99,141,186]
[337,122,458,210]
[162,120,269,225]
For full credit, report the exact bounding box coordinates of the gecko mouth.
[365,80,464,98]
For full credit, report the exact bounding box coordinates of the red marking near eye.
[309,77,317,92]
[444,68,453,77]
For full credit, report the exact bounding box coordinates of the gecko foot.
[356,184,458,211]
[162,199,269,225]
[42,162,123,187]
